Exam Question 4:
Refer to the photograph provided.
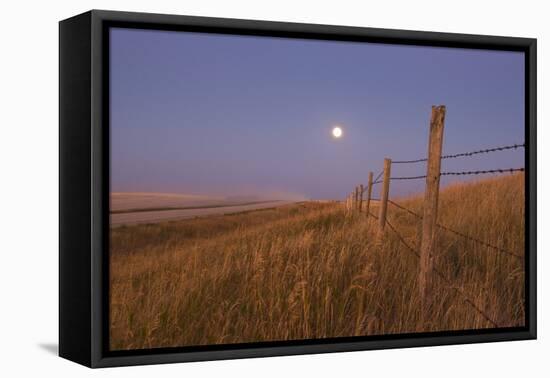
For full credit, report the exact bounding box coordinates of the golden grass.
[109,174,525,350]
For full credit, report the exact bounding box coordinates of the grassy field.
[109,174,525,351]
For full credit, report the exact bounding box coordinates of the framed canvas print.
[59,10,536,368]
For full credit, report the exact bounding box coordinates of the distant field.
[110,174,524,350]
[110,192,296,226]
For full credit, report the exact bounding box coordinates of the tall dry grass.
[109,174,524,350]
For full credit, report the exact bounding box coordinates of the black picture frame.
[59,9,537,368]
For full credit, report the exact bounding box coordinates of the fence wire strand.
[386,200,523,259]
[390,175,427,181]
[387,199,422,219]
[442,143,524,160]
[374,168,523,184]
[440,168,524,177]
[436,223,523,259]
[392,157,428,164]
[392,143,525,165]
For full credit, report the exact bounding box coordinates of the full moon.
[332,126,343,138]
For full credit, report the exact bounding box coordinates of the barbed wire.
[371,167,523,184]
[392,157,428,164]
[442,143,524,160]
[374,170,384,183]
[374,175,426,184]
[383,217,419,258]
[436,223,523,259]
[384,218,500,327]
[388,199,422,219]
[386,200,523,259]
[390,175,427,181]
[373,167,523,185]
[392,143,525,165]
[440,168,524,177]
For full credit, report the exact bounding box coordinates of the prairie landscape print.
[109,28,526,351]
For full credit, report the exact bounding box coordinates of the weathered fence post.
[344,195,348,211]
[358,184,364,212]
[377,158,392,238]
[419,105,446,324]
[366,172,373,217]
[357,186,361,211]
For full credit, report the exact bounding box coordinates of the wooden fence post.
[358,184,364,212]
[419,105,446,324]
[377,158,391,238]
[355,186,360,211]
[366,172,373,217]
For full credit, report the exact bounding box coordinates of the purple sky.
[110,28,524,200]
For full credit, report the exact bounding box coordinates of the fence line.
[344,105,524,326]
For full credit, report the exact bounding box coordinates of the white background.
[0,0,547,376]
